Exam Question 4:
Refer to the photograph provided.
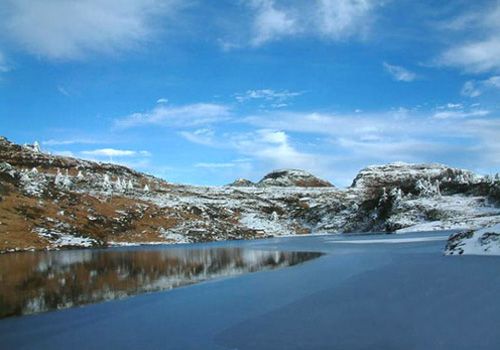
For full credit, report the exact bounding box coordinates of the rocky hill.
[228,178,255,187]
[257,169,333,187]
[1,136,499,253]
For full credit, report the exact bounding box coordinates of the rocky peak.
[228,178,255,187]
[23,141,42,153]
[257,169,333,187]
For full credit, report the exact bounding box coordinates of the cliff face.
[1,137,499,252]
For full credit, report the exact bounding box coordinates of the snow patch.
[445,224,500,256]
[35,228,98,248]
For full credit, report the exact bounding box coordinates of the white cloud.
[0,0,183,60]
[240,107,500,169]
[438,103,463,110]
[460,118,500,166]
[246,0,382,46]
[315,0,377,40]
[42,138,101,146]
[383,62,417,82]
[156,98,169,104]
[194,162,235,168]
[439,38,500,73]
[250,0,298,46]
[181,128,325,174]
[461,76,500,97]
[53,150,75,158]
[242,106,491,139]
[116,103,231,128]
[461,81,481,98]
[81,148,151,157]
[186,128,332,178]
[432,109,490,120]
[243,110,412,138]
[0,51,10,73]
[437,3,500,73]
[230,129,328,174]
[179,128,217,146]
[334,137,445,162]
[235,89,303,104]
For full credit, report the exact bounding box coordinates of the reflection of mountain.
[0,248,322,318]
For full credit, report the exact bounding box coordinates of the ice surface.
[1,233,500,350]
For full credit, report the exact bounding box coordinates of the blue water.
[1,231,499,349]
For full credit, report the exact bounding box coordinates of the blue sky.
[1,0,499,186]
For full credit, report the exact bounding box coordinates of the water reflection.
[0,247,321,318]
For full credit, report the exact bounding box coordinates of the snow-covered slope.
[1,136,499,252]
[445,224,500,256]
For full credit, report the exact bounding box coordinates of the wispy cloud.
[235,89,303,105]
[183,127,335,180]
[57,86,71,97]
[194,162,235,169]
[169,103,496,174]
[42,138,101,146]
[116,103,232,128]
[439,38,500,73]
[250,0,298,46]
[179,128,217,146]
[0,0,184,60]
[315,0,378,40]
[81,148,151,157]
[432,109,490,119]
[235,106,500,172]
[234,89,303,108]
[0,51,10,73]
[244,0,382,47]
[383,62,417,82]
[229,129,326,173]
[461,76,500,97]
[436,3,500,73]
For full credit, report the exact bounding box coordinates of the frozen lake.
[1,231,500,349]
[0,246,321,318]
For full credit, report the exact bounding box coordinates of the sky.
[1,0,500,187]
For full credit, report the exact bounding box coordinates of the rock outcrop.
[228,178,255,187]
[257,169,333,187]
[352,162,496,199]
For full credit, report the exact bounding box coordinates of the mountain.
[1,136,499,253]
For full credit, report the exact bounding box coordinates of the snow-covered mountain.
[1,136,499,253]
